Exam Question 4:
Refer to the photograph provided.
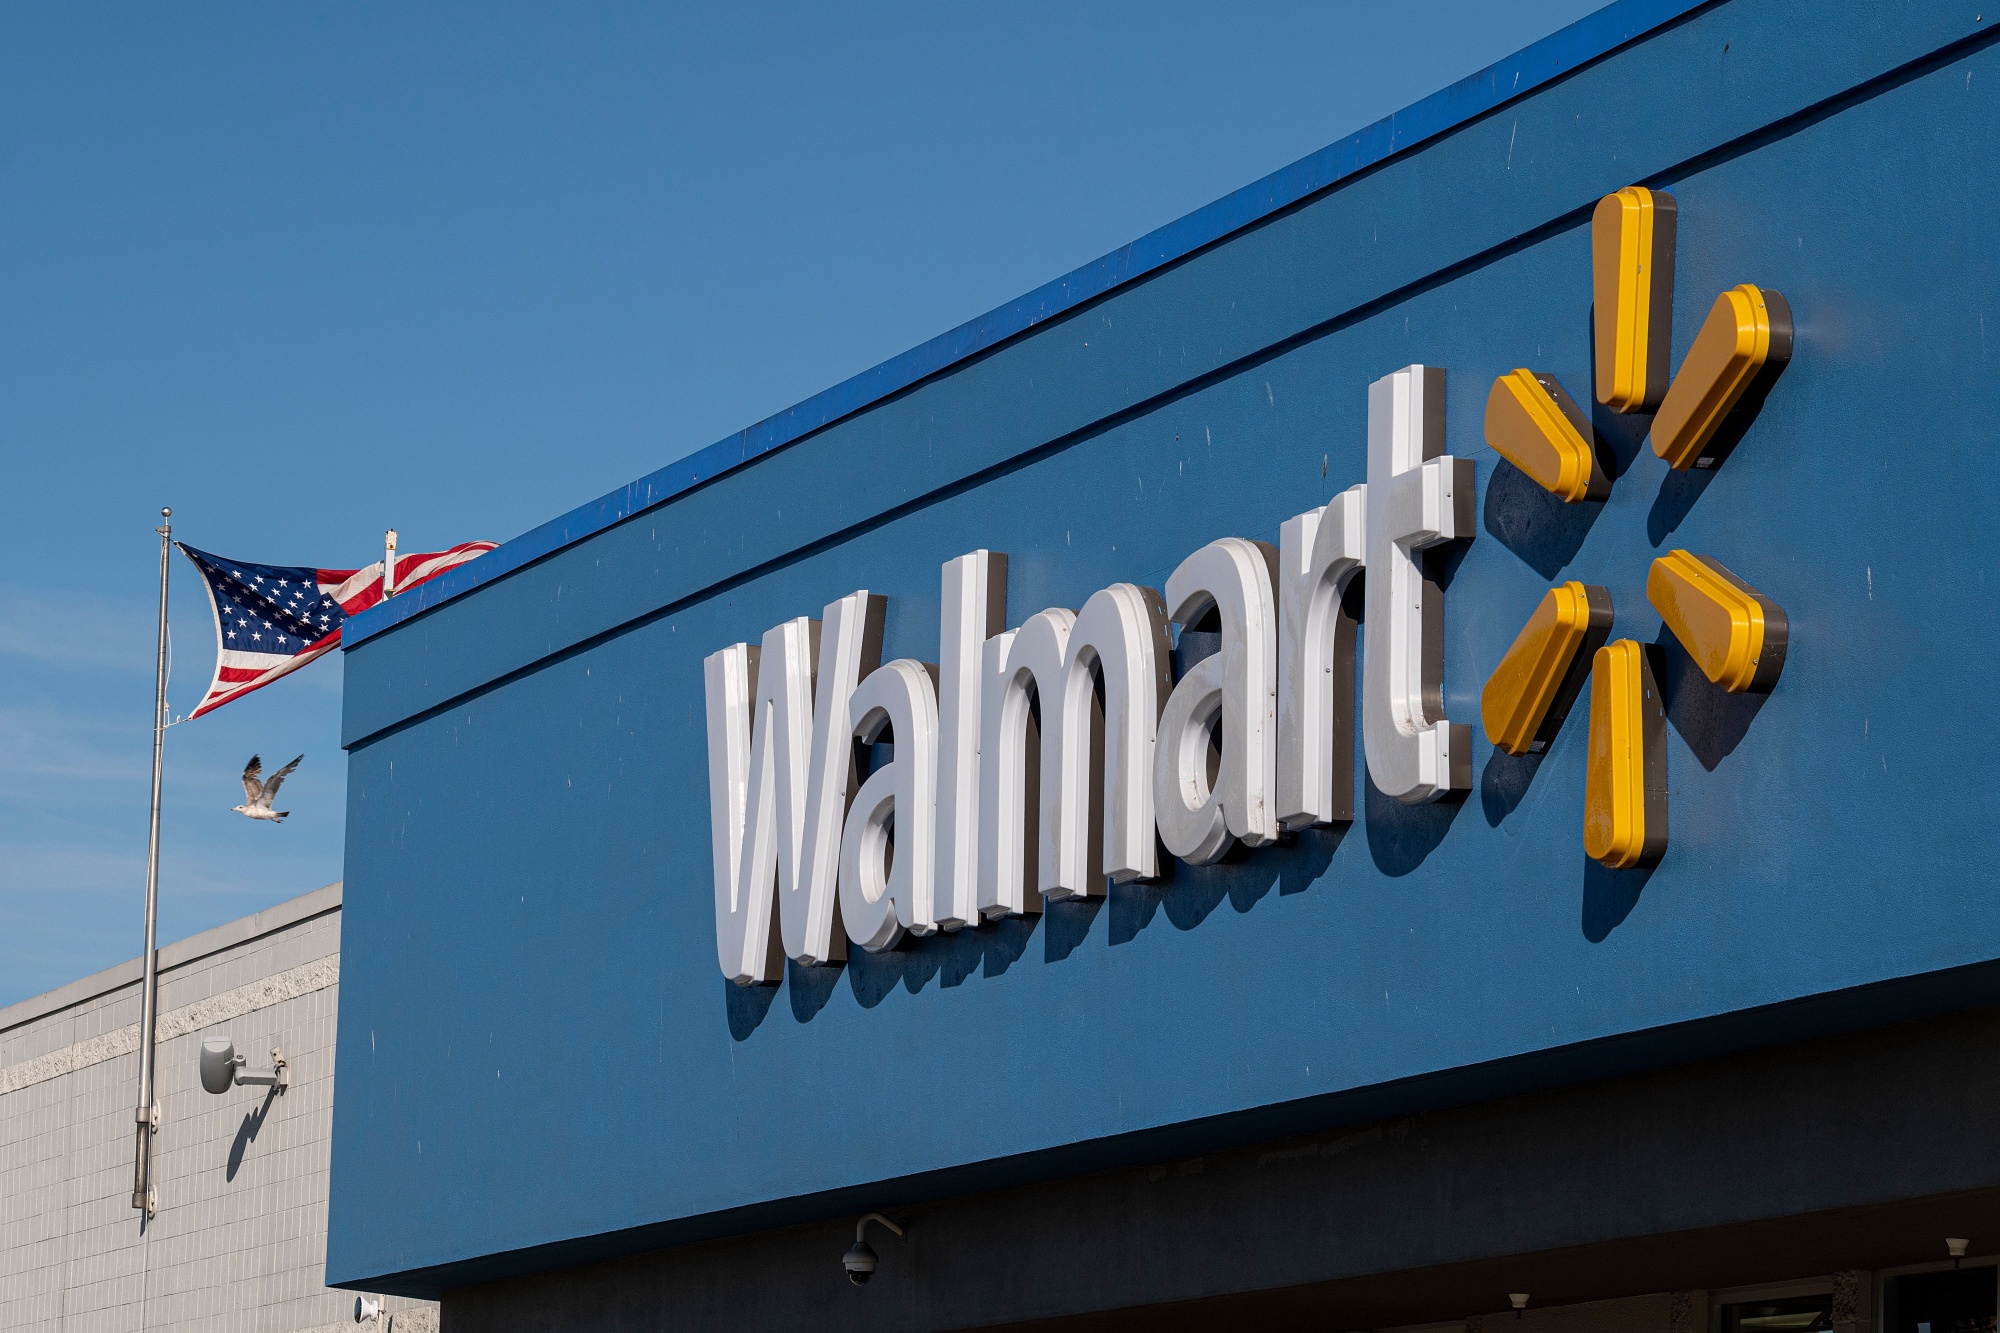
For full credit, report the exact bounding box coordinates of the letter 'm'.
[976,586,1171,909]
[1059,584,1173,888]
[977,611,1070,915]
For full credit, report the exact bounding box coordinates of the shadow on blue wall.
[1588,395,1655,483]
[1647,465,1720,546]
[1483,458,1606,580]
[1481,749,1545,826]
[724,978,776,1039]
[723,823,1352,1039]
[1109,824,1345,944]
[842,916,1044,1009]
[1042,898,1100,962]
[1480,599,1604,828]
[1581,855,1653,941]
[1345,546,1471,873]
[1646,332,1790,546]
[790,959,845,1021]
[1652,631,1771,770]
[1365,776,1463,876]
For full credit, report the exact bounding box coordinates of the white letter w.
[703,592,883,984]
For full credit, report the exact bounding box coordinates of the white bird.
[233,754,301,823]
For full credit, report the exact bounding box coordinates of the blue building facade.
[329,2,2000,1328]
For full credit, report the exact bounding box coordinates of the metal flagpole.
[131,507,171,1216]
[383,527,397,599]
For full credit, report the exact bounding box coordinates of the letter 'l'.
[933,551,1007,932]
[1362,365,1474,804]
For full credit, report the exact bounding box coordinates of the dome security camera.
[843,1241,877,1285]
[844,1212,903,1286]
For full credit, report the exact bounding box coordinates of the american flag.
[177,540,495,719]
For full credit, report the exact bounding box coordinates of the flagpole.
[383,527,397,599]
[131,507,171,1216]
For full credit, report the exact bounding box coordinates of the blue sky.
[0,0,1602,1007]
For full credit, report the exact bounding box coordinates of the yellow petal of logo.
[1486,188,1793,871]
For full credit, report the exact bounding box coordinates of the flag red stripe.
[188,640,339,719]
[184,543,490,720]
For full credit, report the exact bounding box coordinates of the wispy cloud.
[0,577,345,1003]
[0,701,151,801]
[0,828,340,1006]
[0,584,157,675]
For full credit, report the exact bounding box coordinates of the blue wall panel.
[330,0,2000,1293]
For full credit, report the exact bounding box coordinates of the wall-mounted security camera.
[354,1295,403,1329]
[843,1212,903,1286]
[199,1038,288,1096]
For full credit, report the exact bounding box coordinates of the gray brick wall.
[0,884,436,1333]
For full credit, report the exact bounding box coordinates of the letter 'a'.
[1153,538,1281,863]
[839,658,941,952]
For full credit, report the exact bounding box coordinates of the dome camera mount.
[843,1212,904,1286]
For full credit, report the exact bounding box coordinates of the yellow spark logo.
[1478,187,1793,870]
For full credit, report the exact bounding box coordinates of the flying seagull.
[234,754,302,823]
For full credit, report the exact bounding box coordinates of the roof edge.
[343,0,1709,649]
[0,881,343,1035]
